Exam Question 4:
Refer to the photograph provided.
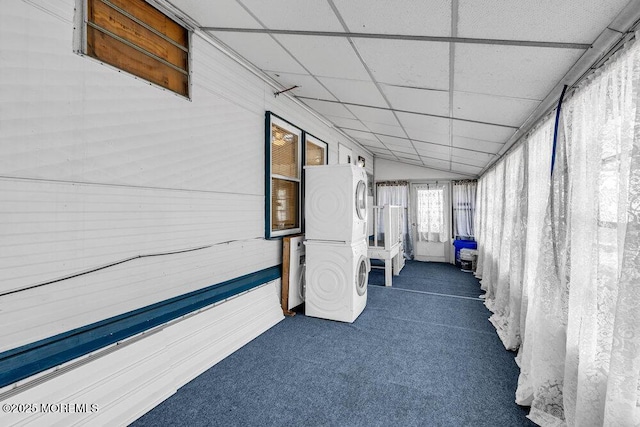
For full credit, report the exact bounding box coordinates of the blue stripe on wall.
[0,265,282,389]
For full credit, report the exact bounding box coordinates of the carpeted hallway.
[133,261,534,426]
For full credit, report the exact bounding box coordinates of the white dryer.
[304,164,368,243]
[304,239,369,323]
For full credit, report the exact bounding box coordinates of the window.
[266,113,302,238]
[415,184,446,242]
[82,0,189,97]
[304,134,328,166]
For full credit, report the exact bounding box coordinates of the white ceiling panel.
[301,99,356,119]
[414,141,451,156]
[358,139,387,149]
[318,77,387,108]
[209,32,306,74]
[347,105,400,126]
[396,112,451,139]
[453,92,540,127]
[458,0,630,43]
[370,149,393,157]
[386,148,418,159]
[342,128,379,141]
[452,136,504,154]
[265,72,336,100]
[378,140,414,154]
[450,164,484,175]
[451,147,496,162]
[239,0,344,32]
[377,134,411,146]
[455,44,585,100]
[362,122,406,139]
[328,116,369,132]
[332,0,451,36]
[453,120,515,144]
[397,153,422,162]
[354,39,450,90]
[451,155,488,168]
[419,150,450,162]
[422,158,452,170]
[174,0,261,27]
[275,35,370,80]
[381,84,450,117]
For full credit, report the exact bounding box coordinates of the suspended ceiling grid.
[167,0,633,177]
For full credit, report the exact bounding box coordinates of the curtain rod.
[376,180,409,186]
[452,179,478,184]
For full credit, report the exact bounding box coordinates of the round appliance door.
[355,256,369,296]
[355,180,367,220]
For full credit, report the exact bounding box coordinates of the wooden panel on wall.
[86,0,188,96]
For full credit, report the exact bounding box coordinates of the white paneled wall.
[0,0,371,391]
[0,281,284,427]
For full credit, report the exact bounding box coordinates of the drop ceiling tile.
[414,141,451,156]
[318,77,387,108]
[458,0,630,43]
[362,122,406,138]
[342,128,379,141]
[265,72,337,100]
[329,116,369,132]
[396,112,450,140]
[422,158,451,170]
[419,150,450,162]
[391,147,419,157]
[275,35,370,80]
[173,0,261,28]
[451,155,487,168]
[396,153,422,162]
[453,92,540,128]
[411,132,450,146]
[451,147,496,162]
[452,135,504,154]
[239,0,344,31]
[301,99,356,119]
[348,105,400,126]
[332,0,451,36]
[453,121,514,144]
[209,32,306,74]
[358,139,386,149]
[455,44,584,100]
[353,39,449,90]
[381,84,450,117]
[450,164,483,176]
[377,135,412,148]
[370,149,393,157]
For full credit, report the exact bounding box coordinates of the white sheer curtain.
[476,34,640,426]
[452,180,477,239]
[376,183,413,258]
[414,184,446,242]
[517,37,640,426]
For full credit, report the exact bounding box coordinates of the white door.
[410,183,452,263]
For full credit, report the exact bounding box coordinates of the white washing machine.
[304,239,369,323]
[304,164,368,243]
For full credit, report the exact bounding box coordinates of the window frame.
[301,132,328,233]
[303,133,328,166]
[265,112,303,239]
[75,0,191,99]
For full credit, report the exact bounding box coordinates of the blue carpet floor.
[369,260,483,299]
[132,261,534,427]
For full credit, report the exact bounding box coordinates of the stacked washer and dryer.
[304,164,370,323]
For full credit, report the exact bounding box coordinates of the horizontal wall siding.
[0,0,373,363]
[1,178,266,293]
[0,281,284,426]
